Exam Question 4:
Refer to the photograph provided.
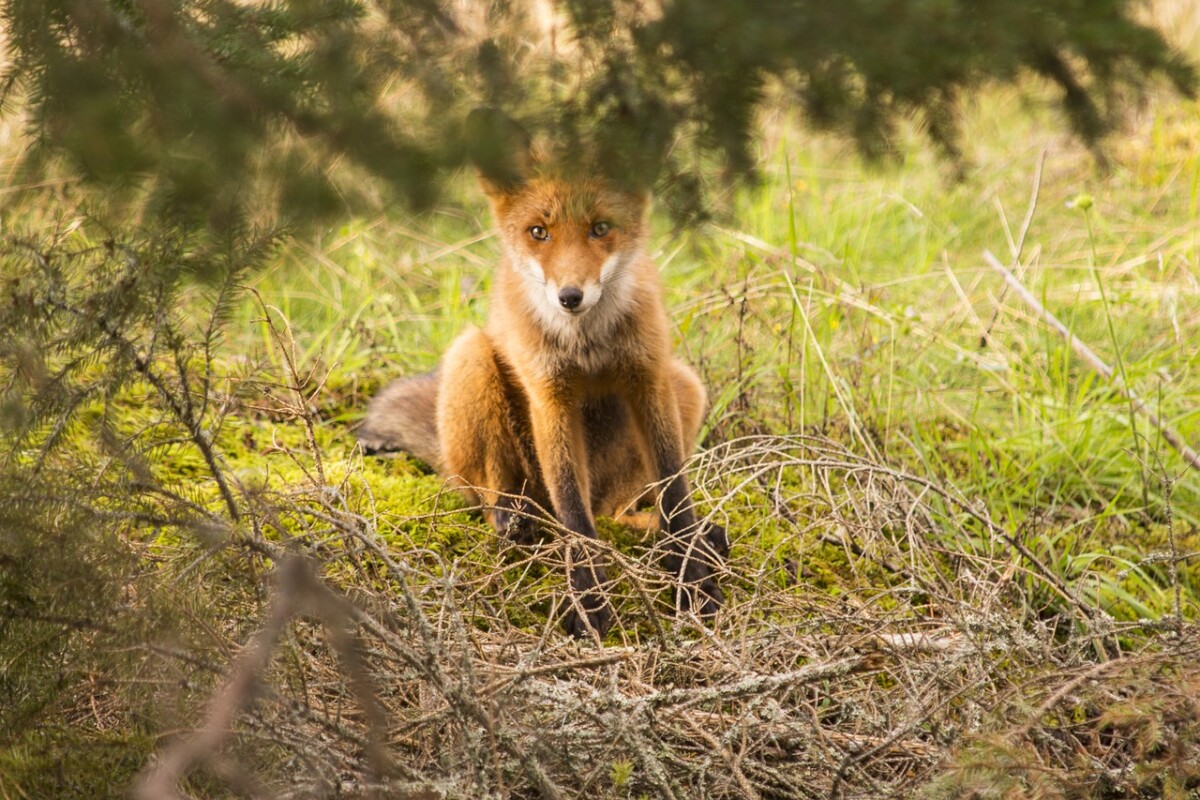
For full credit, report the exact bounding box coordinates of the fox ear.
[466,107,533,197]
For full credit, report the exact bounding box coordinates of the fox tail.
[356,370,441,470]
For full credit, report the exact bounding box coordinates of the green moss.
[0,726,160,800]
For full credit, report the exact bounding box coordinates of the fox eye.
[589,221,611,238]
[529,225,549,241]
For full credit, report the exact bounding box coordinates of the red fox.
[358,109,726,637]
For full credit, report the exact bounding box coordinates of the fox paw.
[491,498,542,545]
[669,548,723,618]
[702,521,730,561]
[562,566,613,639]
[562,598,614,639]
[675,572,724,617]
[664,521,728,619]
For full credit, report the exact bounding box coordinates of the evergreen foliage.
[2,0,1194,226]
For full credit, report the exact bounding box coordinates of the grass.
[226,77,1200,618]
[4,34,1200,798]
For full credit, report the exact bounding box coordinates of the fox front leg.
[627,376,724,618]
[527,388,614,639]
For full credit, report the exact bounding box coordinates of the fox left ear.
[466,107,533,197]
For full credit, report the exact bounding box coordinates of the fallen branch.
[637,655,874,711]
[135,556,409,799]
[984,249,1200,472]
[135,557,308,800]
[687,710,942,761]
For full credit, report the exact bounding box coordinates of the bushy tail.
[356,371,442,469]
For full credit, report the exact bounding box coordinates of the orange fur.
[360,111,724,637]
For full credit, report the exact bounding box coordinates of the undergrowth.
[3,29,1200,798]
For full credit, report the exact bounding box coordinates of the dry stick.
[768,724,940,761]
[302,572,395,789]
[250,288,329,488]
[682,716,763,800]
[348,603,568,800]
[984,250,1200,473]
[697,433,1102,622]
[398,650,637,732]
[137,556,423,798]
[638,655,872,712]
[135,557,308,800]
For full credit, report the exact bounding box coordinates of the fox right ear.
[466,107,533,197]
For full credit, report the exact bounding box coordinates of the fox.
[357,109,726,638]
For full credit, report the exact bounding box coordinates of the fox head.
[467,108,649,327]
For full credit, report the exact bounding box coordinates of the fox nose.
[558,286,584,310]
